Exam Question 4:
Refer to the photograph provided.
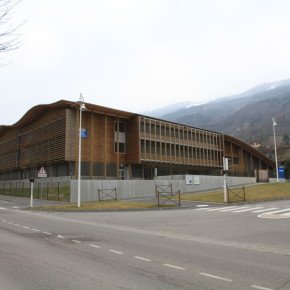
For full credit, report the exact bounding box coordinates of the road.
[0,196,290,289]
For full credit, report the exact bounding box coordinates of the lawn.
[181,183,290,203]
[35,200,169,210]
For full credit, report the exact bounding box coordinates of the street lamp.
[76,93,87,207]
[272,117,279,183]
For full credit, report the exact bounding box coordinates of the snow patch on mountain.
[267,85,277,91]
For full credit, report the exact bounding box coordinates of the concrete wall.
[70,175,257,203]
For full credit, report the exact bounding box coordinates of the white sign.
[223,157,229,170]
[186,175,193,184]
[154,168,158,179]
[38,167,47,178]
[193,175,200,185]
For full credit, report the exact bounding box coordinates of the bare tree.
[0,0,21,56]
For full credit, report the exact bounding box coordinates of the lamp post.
[76,93,87,207]
[272,117,279,183]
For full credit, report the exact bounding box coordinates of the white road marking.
[261,208,290,215]
[196,205,209,208]
[57,235,65,239]
[163,264,186,270]
[14,224,21,227]
[241,207,264,212]
[43,232,52,235]
[134,256,152,262]
[219,206,243,212]
[231,207,251,212]
[1,220,7,222]
[280,212,290,216]
[252,208,278,213]
[72,240,81,243]
[109,250,124,255]
[195,208,210,211]
[90,244,101,249]
[232,207,262,213]
[12,206,20,209]
[199,272,232,282]
[32,229,40,232]
[251,285,274,290]
[0,207,6,210]
[205,206,234,211]
[22,226,29,229]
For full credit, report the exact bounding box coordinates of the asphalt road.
[0,196,290,290]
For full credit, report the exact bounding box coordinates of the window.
[114,121,126,153]
[115,143,125,153]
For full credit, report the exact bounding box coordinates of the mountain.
[143,79,290,145]
[141,101,191,118]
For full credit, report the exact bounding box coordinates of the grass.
[35,200,171,210]
[181,183,290,203]
[0,185,70,202]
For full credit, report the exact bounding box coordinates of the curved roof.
[0,100,73,136]
[0,99,137,136]
[224,134,275,168]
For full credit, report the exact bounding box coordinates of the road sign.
[38,166,47,178]
[79,128,88,138]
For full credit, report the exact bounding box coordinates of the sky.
[1,0,290,125]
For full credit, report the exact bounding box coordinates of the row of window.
[140,119,221,145]
[141,140,222,161]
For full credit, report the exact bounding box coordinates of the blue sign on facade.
[79,128,88,138]
[278,166,285,179]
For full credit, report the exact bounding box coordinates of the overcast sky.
[1,0,290,125]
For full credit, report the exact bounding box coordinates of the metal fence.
[0,180,70,202]
[227,186,246,203]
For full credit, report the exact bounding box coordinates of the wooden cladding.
[0,109,66,171]
[0,100,274,178]
[139,117,223,167]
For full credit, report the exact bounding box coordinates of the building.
[0,100,275,181]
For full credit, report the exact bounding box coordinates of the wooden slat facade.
[0,100,275,180]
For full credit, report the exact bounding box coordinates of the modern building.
[0,100,275,181]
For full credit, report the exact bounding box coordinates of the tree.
[0,0,21,60]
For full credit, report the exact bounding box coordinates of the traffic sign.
[38,167,47,178]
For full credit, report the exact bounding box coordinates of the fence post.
[47,180,49,200]
[157,191,160,207]
[58,182,60,201]
[243,186,246,201]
